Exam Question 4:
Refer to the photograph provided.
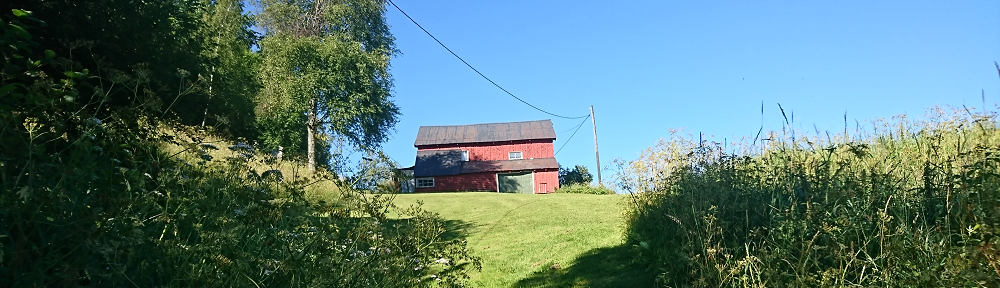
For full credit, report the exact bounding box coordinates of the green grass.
[620,106,1000,287]
[171,132,652,286]
[389,192,653,288]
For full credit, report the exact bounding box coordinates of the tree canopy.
[560,165,594,186]
[254,0,400,172]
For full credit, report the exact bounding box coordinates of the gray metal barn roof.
[414,120,556,147]
[413,150,464,177]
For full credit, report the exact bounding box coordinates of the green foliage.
[1,10,162,284]
[255,0,396,53]
[197,0,262,136]
[556,165,610,195]
[254,0,400,171]
[0,0,263,139]
[256,33,397,148]
[618,106,1000,287]
[555,183,614,195]
[1,0,202,119]
[0,10,477,287]
[559,165,593,186]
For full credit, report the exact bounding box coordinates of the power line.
[387,0,588,120]
[555,115,590,155]
[556,121,586,134]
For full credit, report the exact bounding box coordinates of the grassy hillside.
[168,132,651,286]
[389,192,653,288]
[161,128,344,197]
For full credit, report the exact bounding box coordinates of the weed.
[618,105,1000,287]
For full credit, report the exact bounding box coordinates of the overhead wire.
[386,0,589,120]
[556,120,587,134]
[555,115,590,156]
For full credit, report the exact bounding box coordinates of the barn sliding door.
[498,171,533,194]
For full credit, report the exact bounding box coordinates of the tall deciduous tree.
[199,0,261,137]
[255,0,399,172]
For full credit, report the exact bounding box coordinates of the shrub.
[555,183,615,195]
[0,11,479,287]
[616,106,1000,287]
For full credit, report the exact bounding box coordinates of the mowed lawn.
[390,192,653,288]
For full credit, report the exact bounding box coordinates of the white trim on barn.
[416,177,435,188]
[509,151,523,160]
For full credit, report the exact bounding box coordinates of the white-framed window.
[462,150,469,161]
[509,151,523,160]
[416,177,435,188]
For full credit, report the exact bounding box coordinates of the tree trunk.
[201,67,213,127]
[307,98,317,173]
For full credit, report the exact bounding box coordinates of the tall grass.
[617,105,1000,287]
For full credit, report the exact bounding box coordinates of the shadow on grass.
[513,244,654,288]
[437,219,477,241]
[380,218,477,242]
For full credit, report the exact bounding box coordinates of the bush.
[559,165,594,186]
[616,106,1000,287]
[555,183,615,195]
[0,12,479,287]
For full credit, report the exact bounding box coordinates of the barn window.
[462,150,469,161]
[416,177,435,188]
[509,151,523,160]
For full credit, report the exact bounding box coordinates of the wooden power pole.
[590,105,602,186]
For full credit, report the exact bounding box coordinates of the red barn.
[411,120,559,193]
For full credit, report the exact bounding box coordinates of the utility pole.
[590,105,602,186]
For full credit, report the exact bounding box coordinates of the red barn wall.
[417,140,554,161]
[533,169,559,193]
[415,172,497,193]
[414,170,559,193]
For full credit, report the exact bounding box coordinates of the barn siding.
[533,169,559,193]
[415,172,497,193]
[418,141,554,161]
[413,170,559,193]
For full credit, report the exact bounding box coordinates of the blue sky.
[379,1,1000,180]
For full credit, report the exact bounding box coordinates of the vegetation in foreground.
[617,105,1000,287]
[0,2,479,286]
[379,192,653,288]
